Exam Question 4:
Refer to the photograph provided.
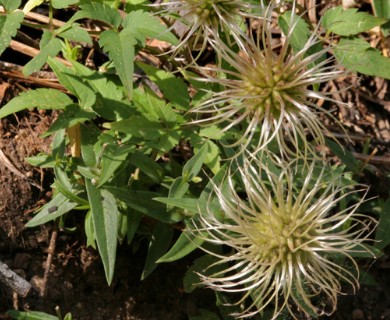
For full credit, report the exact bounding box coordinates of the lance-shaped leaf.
[86,180,118,285]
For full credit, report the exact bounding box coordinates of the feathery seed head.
[155,0,251,56]
[191,155,376,319]
[190,3,347,159]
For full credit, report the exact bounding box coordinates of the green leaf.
[23,37,62,76]
[141,222,172,280]
[196,140,220,174]
[334,37,390,79]
[1,0,21,11]
[182,143,208,182]
[104,186,176,223]
[99,29,135,96]
[80,122,101,167]
[137,62,190,110]
[70,60,123,101]
[109,116,163,140]
[57,23,92,44]
[183,254,222,293]
[26,193,77,227]
[0,88,72,118]
[126,209,142,244]
[43,104,95,137]
[0,11,24,56]
[375,198,390,250]
[54,167,90,206]
[75,2,122,28]
[122,10,178,45]
[168,177,189,199]
[372,0,390,36]
[48,59,97,108]
[157,231,204,263]
[51,0,78,9]
[154,197,198,214]
[322,6,387,36]
[7,310,58,320]
[278,10,310,52]
[99,144,134,186]
[86,180,118,284]
[85,209,96,248]
[128,152,164,183]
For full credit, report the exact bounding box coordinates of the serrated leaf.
[0,88,72,118]
[104,186,176,223]
[122,10,178,45]
[278,10,310,52]
[26,193,77,227]
[141,222,172,280]
[1,0,21,11]
[57,23,92,44]
[7,310,58,320]
[75,2,122,28]
[99,29,135,97]
[48,58,97,108]
[70,60,123,101]
[86,181,118,284]
[137,62,190,110]
[23,37,62,76]
[0,11,23,56]
[157,231,203,263]
[334,37,390,79]
[372,0,390,36]
[322,6,387,36]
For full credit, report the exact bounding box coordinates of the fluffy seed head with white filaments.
[154,0,252,57]
[190,155,376,319]
[190,3,347,159]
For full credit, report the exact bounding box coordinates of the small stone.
[352,308,365,320]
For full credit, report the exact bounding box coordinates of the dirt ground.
[0,1,390,319]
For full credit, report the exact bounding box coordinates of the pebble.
[352,308,365,320]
